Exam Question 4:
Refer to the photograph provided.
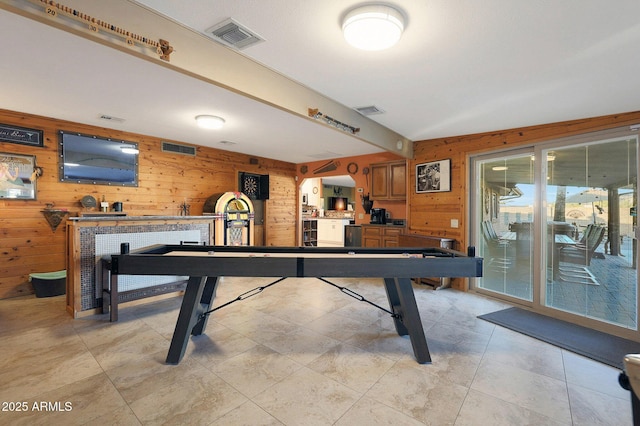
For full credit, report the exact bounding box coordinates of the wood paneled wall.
[5,108,639,297]
[0,109,296,299]
[408,110,640,289]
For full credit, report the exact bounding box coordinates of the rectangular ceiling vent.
[308,151,342,160]
[354,105,385,116]
[205,18,265,50]
[98,114,125,123]
[161,141,196,156]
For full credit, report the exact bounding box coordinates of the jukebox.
[203,192,254,246]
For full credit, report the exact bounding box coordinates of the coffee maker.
[370,208,386,224]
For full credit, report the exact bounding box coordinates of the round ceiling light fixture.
[195,114,226,129]
[342,4,405,51]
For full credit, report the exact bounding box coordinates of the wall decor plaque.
[0,123,44,147]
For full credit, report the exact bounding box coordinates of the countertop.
[303,217,353,220]
[68,215,214,221]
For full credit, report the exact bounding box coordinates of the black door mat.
[478,307,640,370]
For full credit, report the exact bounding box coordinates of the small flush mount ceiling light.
[195,115,226,129]
[342,4,405,51]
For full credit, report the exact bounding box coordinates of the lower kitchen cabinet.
[317,218,351,247]
[361,225,405,247]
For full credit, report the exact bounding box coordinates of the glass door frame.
[469,126,640,339]
[470,145,540,307]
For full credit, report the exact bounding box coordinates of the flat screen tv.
[59,131,139,186]
[328,196,348,211]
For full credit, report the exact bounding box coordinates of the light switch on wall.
[359,213,364,220]
[451,219,459,228]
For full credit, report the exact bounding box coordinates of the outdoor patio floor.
[481,239,637,330]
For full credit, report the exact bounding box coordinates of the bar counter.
[65,215,214,317]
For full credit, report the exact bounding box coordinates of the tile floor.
[0,277,633,425]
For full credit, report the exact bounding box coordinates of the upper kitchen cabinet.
[370,161,406,200]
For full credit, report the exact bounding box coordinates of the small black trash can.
[29,270,66,297]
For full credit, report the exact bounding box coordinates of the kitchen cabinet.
[371,161,406,200]
[361,225,405,247]
[317,218,350,247]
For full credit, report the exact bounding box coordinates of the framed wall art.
[0,152,37,199]
[416,159,451,193]
[0,123,44,147]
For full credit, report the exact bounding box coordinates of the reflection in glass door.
[544,139,638,329]
[477,152,534,302]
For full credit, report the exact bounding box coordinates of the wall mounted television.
[328,196,348,211]
[58,131,139,186]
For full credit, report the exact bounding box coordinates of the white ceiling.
[2,0,640,164]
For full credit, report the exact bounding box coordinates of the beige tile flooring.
[0,277,633,425]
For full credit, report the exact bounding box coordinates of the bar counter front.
[65,216,214,318]
[109,244,483,365]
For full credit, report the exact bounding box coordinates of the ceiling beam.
[1,0,413,158]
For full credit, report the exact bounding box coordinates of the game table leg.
[166,275,218,364]
[383,277,432,364]
[191,276,218,335]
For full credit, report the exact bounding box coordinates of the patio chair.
[575,223,596,248]
[557,225,605,267]
[482,221,513,271]
[483,220,515,242]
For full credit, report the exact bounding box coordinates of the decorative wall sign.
[347,162,359,174]
[416,159,451,193]
[0,124,44,147]
[36,0,173,61]
[313,160,340,174]
[0,152,37,199]
[308,108,360,135]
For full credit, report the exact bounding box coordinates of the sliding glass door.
[544,139,638,329]
[473,131,639,333]
[475,149,535,302]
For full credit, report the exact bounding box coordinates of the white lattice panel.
[96,230,200,293]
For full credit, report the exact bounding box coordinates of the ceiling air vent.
[354,105,385,116]
[205,18,265,50]
[98,114,125,123]
[162,141,196,156]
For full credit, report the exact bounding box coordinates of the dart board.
[242,174,259,198]
[239,172,269,200]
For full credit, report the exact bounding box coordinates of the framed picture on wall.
[416,159,451,193]
[0,152,37,199]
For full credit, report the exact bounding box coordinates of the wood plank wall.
[408,110,640,289]
[0,109,297,299]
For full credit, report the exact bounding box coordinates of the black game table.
[109,244,482,364]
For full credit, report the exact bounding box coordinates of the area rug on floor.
[478,307,640,370]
